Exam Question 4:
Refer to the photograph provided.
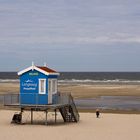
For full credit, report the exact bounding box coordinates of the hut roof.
[37,66,56,73]
[18,65,59,76]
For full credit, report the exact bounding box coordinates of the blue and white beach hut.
[18,63,59,105]
[5,63,79,124]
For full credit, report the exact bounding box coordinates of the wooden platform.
[4,94,80,124]
[5,103,70,111]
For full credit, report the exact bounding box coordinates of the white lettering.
[22,83,37,87]
[23,87,36,90]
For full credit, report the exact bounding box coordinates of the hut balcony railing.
[1,92,77,107]
[1,93,79,121]
[0,94,19,106]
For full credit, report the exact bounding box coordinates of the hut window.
[39,79,46,94]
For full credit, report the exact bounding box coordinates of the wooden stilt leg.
[45,110,48,125]
[55,109,57,123]
[20,108,23,124]
[31,109,33,124]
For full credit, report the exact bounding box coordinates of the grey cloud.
[0,0,140,71]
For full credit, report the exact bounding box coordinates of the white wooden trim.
[39,79,46,94]
[18,65,59,76]
[18,66,33,75]
[52,79,57,94]
[48,79,52,104]
[35,67,50,75]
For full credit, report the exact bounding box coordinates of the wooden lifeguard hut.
[6,63,79,124]
[18,63,59,105]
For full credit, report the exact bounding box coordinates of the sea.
[0,72,140,111]
[1,72,140,84]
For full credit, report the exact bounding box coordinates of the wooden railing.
[0,94,19,106]
[58,93,80,122]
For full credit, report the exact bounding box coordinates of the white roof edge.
[18,65,59,76]
[18,66,33,75]
[34,66,50,75]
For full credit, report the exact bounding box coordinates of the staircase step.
[59,94,79,123]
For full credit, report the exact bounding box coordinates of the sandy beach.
[58,84,140,98]
[1,82,140,111]
[1,82,140,98]
[0,110,140,140]
[0,83,19,94]
[0,83,140,139]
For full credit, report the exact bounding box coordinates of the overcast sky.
[0,0,140,71]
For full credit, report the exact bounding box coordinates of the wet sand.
[1,82,140,98]
[0,83,19,94]
[1,82,140,112]
[58,84,140,98]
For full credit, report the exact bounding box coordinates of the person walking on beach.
[96,109,100,118]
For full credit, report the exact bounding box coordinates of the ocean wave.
[0,79,19,83]
[1,78,140,84]
[58,79,140,84]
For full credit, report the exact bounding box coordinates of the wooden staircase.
[59,95,79,122]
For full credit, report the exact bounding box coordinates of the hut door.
[48,79,52,104]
